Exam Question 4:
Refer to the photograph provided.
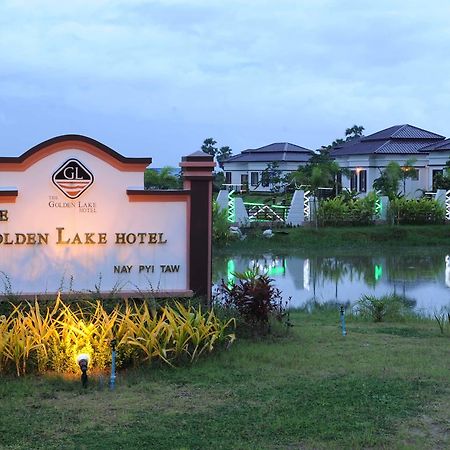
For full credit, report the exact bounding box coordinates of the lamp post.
[76,353,90,388]
[110,338,117,390]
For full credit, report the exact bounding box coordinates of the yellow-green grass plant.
[0,295,235,376]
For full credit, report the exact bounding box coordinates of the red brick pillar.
[180,151,215,304]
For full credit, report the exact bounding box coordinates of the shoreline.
[215,224,450,254]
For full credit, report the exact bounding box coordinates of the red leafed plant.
[217,269,285,334]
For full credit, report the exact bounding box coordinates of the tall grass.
[0,295,235,376]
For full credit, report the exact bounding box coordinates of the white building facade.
[330,125,448,197]
[222,142,315,192]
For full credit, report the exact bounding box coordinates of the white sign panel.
[0,137,189,297]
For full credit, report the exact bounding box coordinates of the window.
[241,174,248,190]
[359,170,367,193]
[250,172,259,187]
[261,171,270,187]
[350,170,357,191]
[336,172,342,194]
[402,166,419,181]
[433,169,443,191]
[410,169,419,181]
[225,172,232,184]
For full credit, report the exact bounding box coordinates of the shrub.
[318,192,378,226]
[355,293,414,322]
[0,295,235,376]
[216,269,286,335]
[317,197,348,226]
[213,201,231,246]
[389,198,445,224]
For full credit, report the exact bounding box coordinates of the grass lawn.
[219,224,450,254]
[1,310,449,449]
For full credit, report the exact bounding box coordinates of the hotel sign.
[0,135,214,300]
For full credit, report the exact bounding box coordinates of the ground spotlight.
[76,353,90,388]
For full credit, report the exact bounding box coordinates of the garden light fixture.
[340,305,347,337]
[76,353,90,388]
[110,338,117,390]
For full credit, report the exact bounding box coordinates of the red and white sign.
[0,135,215,299]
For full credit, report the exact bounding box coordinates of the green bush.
[317,192,377,226]
[389,198,445,224]
[212,201,230,246]
[356,293,414,322]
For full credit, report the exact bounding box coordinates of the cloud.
[1,0,450,163]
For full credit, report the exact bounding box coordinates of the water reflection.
[213,252,450,314]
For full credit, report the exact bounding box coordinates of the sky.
[1,0,450,166]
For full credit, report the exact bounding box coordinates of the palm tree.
[144,166,181,190]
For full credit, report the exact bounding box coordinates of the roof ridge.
[419,138,450,151]
[362,125,403,141]
[391,124,408,138]
[392,123,445,139]
[374,140,390,153]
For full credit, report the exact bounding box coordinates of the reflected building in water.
[215,252,450,313]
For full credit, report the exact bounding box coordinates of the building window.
[261,171,270,187]
[336,172,342,194]
[410,169,419,181]
[433,169,443,191]
[225,172,231,184]
[241,174,248,190]
[350,170,357,191]
[250,172,259,187]
[359,170,367,193]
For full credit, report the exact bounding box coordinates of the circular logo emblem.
[52,159,94,199]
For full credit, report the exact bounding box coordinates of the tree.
[217,146,233,169]
[372,162,402,199]
[286,156,338,228]
[261,162,283,192]
[372,159,417,199]
[201,138,233,169]
[144,166,181,190]
[287,148,347,196]
[309,166,325,228]
[201,138,218,157]
[322,124,365,150]
[400,158,417,194]
[345,125,365,140]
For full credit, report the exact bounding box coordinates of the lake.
[213,249,450,315]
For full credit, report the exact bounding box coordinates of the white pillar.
[234,197,249,226]
[435,189,447,207]
[379,196,389,222]
[286,190,305,226]
[216,189,229,211]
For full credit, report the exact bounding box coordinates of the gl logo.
[52,159,94,199]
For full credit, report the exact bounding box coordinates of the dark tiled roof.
[419,139,450,152]
[364,124,444,141]
[241,142,313,154]
[376,140,440,154]
[224,142,314,164]
[226,152,312,163]
[330,124,445,157]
